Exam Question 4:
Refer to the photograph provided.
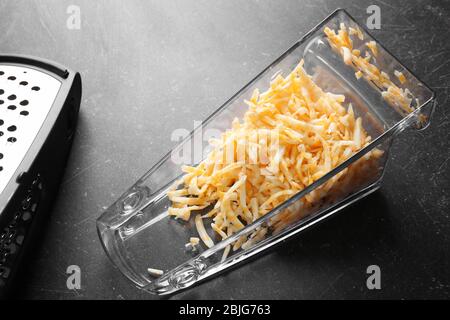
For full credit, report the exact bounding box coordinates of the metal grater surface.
[0,65,61,194]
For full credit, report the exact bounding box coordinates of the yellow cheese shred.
[195,214,214,248]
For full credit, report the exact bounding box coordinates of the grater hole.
[7,126,16,132]
[20,111,29,116]
[0,167,3,172]
[0,153,3,159]
[20,100,29,106]
[7,95,16,101]
[20,81,28,86]
[7,137,16,143]
[31,86,40,91]
[7,105,16,110]
[7,76,16,81]
[0,131,3,137]
[0,120,3,125]
[0,71,4,75]
[0,89,3,95]
[0,100,3,105]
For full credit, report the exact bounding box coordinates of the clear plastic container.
[97,9,435,295]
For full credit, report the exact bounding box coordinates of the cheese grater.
[0,55,81,298]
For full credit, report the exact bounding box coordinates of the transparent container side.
[97,9,435,294]
[142,135,393,294]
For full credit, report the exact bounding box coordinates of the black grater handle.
[0,55,81,299]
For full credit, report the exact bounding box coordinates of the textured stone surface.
[1,0,448,299]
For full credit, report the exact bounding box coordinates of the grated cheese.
[185,237,201,251]
[168,34,385,252]
[366,41,378,57]
[324,24,417,116]
[147,268,164,277]
[394,70,407,84]
[195,214,214,248]
[190,237,200,246]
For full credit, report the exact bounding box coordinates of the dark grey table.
[2,0,449,299]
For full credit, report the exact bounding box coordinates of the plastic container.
[97,9,435,295]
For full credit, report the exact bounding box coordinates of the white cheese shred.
[147,268,164,278]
